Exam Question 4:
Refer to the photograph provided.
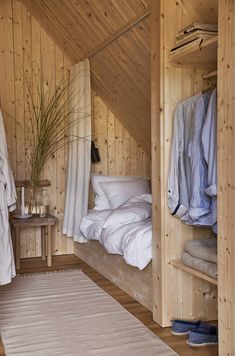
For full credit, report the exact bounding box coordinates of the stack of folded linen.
[182,238,217,279]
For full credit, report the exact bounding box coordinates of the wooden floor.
[0,255,218,356]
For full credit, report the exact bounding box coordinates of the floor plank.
[0,255,218,356]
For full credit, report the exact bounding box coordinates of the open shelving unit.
[168,27,218,309]
[152,1,234,353]
[170,37,218,67]
[170,259,218,286]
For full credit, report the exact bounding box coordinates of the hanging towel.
[182,252,217,278]
[0,110,16,285]
[184,238,217,263]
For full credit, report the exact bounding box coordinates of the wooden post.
[217,0,235,354]
[151,0,163,325]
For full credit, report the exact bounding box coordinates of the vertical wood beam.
[151,0,163,325]
[217,0,235,354]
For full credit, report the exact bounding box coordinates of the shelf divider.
[170,259,218,286]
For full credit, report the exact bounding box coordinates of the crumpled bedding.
[80,194,152,270]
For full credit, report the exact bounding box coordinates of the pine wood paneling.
[20,0,151,156]
[217,0,235,354]
[0,1,150,258]
[74,242,152,311]
[151,0,218,327]
[91,92,151,178]
[0,0,73,258]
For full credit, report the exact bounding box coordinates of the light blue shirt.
[168,90,217,232]
[202,89,217,232]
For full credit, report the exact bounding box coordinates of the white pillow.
[91,174,141,210]
[99,178,150,209]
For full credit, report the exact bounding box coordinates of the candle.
[39,205,46,217]
[21,186,25,217]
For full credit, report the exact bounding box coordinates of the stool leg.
[47,225,52,267]
[11,225,16,262]
[41,226,46,260]
[15,227,21,270]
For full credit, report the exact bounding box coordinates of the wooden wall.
[0,0,150,258]
[89,92,151,208]
[91,92,150,178]
[21,0,152,156]
[151,0,218,327]
[0,0,73,258]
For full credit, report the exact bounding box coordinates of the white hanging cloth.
[0,109,16,285]
[63,60,91,243]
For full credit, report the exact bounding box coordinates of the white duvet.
[80,194,152,270]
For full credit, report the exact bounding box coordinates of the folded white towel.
[182,252,217,278]
[184,238,217,263]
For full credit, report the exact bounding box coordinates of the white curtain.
[63,60,91,243]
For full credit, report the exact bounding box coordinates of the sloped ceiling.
[20,0,151,155]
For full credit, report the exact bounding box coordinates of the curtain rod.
[80,8,151,61]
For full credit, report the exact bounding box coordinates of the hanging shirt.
[202,89,217,232]
[167,93,201,223]
[188,91,213,227]
[0,110,16,285]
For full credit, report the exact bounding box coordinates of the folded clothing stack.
[182,238,217,278]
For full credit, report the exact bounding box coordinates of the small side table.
[10,214,57,270]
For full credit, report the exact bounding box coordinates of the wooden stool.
[10,214,57,270]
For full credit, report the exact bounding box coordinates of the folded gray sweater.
[182,252,217,278]
[184,238,217,263]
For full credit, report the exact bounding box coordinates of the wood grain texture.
[170,259,218,286]
[0,0,73,258]
[0,0,150,258]
[151,0,218,327]
[20,0,151,155]
[0,255,218,356]
[217,0,235,354]
[74,241,152,311]
[91,91,151,177]
[170,37,218,68]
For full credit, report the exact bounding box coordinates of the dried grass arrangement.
[24,71,89,188]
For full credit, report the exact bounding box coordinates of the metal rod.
[80,8,151,60]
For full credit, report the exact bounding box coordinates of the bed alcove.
[0,0,234,355]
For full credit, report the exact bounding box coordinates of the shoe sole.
[171,330,189,336]
[187,340,218,347]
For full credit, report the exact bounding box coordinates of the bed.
[80,194,152,270]
[74,174,153,310]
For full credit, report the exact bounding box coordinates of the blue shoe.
[171,319,201,335]
[187,327,218,347]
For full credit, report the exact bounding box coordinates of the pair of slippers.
[171,320,218,347]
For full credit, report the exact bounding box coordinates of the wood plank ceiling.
[20,0,151,155]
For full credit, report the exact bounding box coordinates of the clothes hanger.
[201,85,216,94]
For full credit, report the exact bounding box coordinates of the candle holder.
[14,186,32,219]
[28,187,49,217]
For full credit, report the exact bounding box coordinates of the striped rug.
[0,270,177,355]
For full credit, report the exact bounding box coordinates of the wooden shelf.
[170,37,218,67]
[170,259,218,286]
[15,180,51,188]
